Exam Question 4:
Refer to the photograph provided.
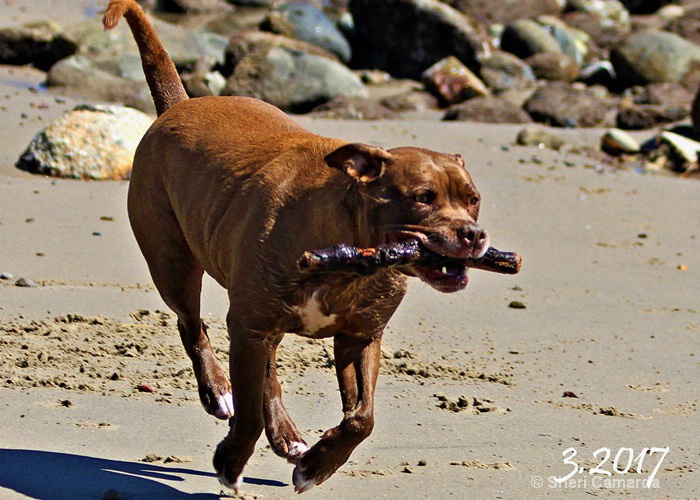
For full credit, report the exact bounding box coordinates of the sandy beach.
[1,2,699,499]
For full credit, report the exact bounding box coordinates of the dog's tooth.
[441,266,448,274]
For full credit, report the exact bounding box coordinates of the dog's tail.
[103,0,188,115]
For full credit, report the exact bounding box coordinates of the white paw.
[214,393,234,419]
[292,467,316,494]
[218,472,242,493]
[287,441,309,463]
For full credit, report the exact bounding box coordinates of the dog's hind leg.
[128,185,233,419]
[213,312,271,492]
[264,338,308,463]
[292,334,382,492]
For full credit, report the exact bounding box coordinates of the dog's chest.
[285,273,407,338]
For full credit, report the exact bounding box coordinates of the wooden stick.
[298,241,521,276]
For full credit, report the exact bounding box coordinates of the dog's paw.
[218,472,242,494]
[199,385,234,420]
[292,466,317,494]
[287,441,309,464]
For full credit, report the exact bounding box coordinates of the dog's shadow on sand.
[0,449,286,498]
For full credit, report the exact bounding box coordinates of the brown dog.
[104,0,490,493]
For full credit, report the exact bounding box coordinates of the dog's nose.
[457,224,488,253]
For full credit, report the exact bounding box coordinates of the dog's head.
[326,143,490,293]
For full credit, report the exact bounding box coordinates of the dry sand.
[1,2,699,498]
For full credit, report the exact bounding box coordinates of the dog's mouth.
[386,232,470,293]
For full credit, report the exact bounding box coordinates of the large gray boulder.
[16,105,154,180]
[348,0,488,80]
[610,30,700,88]
[223,46,367,112]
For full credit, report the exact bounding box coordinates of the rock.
[155,0,233,13]
[380,89,439,112]
[659,131,700,167]
[641,83,692,114]
[222,30,340,76]
[16,105,154,180]
[610,30,700,89]
[223,46,367,113]
[524,82,616,128]
[348,0,488,80]
[500,19,562,60]
[443,0,564,26]
[526,52,579,82]
[262,2,351,62]
[516,125,565,150]
[615,83,691,129]
[15,278,37,288]
[61,16,227,70]
[182,60,226,96]
[356,69,392,85]
[620,0,671,14]
[443,96,532,123]
[1,272,15,280]
[421,56,489,107]
[536,16,590,66]
[664,5,700,47]
[479,51,536,93]
[601,128,641,155]
[0,21,76,71]
[46,55,154,113]
[579,61,617,90]
[692,86,700,138]
[308,96,400,119]
[657,5,685,22]
[563,0,630,50]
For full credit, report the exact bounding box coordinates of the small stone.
[422,56,489,106]
[508,301,526,309]
[601,128,641,156]
[60,399,73,407]
[137,384,154,393]
[563,391,579,398]
[0,272,14,280]
[401,466,414,473]
[677,264,688,271]
[516,125,565,150]
[92,232,102,236]
[15,278,36,288]
[417,459,427,466]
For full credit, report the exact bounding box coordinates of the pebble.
[15,277,37,287]
[0,272,14,280]
[601,128,641,155]
[508,301,526,309]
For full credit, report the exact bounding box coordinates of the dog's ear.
[324,143,393,183]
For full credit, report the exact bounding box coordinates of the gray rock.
[526,52,579,82]
[536,16,589,66]
[62,16,228,69]
[0,20,76,71]
[611,30,700,88]
[659,130,700,167]
[563,0,630,50]
[349,0,488,80]
[308,96,400,119]
[500,19,562,60]
[664,5,700,47]
[443,96,532,124]
[46,55,154,113]
[16,105,154,180]
[443,0,564,26]
[182,65,227,97]
[516,125,566,150]
[524,82,615,128]
[222,30,340,76]
[263,2,352,62]
[421,56,489,107]
[15,278,36,288]
[479,51,536,93]
[616,103,687,130]
[380,89,439,112]
[223,46,367,112]
[0,272,14,280]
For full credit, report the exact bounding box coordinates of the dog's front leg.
[293,333,382,493]
[264,337,309,463]
[213,315,270,493]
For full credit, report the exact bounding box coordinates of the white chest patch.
[292,291,337,334]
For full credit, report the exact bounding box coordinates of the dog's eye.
[413,191,435,205]
[469,196,480,205]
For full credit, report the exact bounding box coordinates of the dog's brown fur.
[104,0,489,493]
